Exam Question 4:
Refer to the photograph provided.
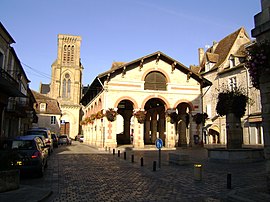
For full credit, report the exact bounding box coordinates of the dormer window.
[229,55,235,68]
[40,103,47,112]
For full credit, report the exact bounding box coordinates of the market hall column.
[133,117,144,149]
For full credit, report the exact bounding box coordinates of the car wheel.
[45,160,48,168]
[37,165,44,178]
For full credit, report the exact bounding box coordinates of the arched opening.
[175,102,192,147]
[144,71,167,91]
[144,98,166,145]
[116,100,134,145]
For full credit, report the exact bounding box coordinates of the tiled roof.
[200,27,249,72]
[32,90,61,115]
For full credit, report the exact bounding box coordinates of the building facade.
[81,51,211,149]
[41,34,83,139]
[32,90,62,134]
[198,27,263,146]
[0,22,37,142]
[251,0,270,159]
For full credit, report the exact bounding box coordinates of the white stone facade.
[81,52,211,149]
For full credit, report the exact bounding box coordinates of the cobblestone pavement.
[40,142,268,202]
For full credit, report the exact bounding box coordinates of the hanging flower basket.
[84,116,94,124]
[105,108,117,122]
[133,110,146,124]
[80,120,86,126]
[245,40,270,89]
[216,86,249,118]
[192,113,208,125]
[95,110,104,119]
[165,111,178,124]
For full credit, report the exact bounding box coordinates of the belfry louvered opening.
[144,71,167,91]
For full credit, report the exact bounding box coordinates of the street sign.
[155,138,163,149]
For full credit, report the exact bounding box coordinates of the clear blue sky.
[1,0,261,91]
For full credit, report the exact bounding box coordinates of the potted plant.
[133,110,146,124]
[105,108,117,122]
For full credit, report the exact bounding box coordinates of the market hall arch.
[115,99,136,145]
[143,98,168,145]
[174,101,194,147]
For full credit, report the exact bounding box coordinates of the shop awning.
[209,124,220,134]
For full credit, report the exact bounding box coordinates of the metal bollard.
[227,173,232,189]
[118,150,120,157]
[194,164,202,181]
[153,161,157,171]
[141,157,144,166]
[131,154,134,163]
[124,152,126,160]
[113,149,115,155]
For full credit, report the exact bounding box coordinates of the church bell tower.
[50,34,83,138]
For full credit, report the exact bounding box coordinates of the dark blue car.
[10,135,49,177]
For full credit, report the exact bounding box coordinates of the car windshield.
[59,136,67,138]
[26,131,48,138]
[12,140,34,150]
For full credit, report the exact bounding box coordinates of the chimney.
[198,48,204,65]
[212,41,218,52]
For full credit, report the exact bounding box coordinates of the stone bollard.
[194,164,202,181]
[153,161,157,171]
[227,173,232,189]
[141,157,144,166]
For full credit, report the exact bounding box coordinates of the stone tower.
[50,34,83,138]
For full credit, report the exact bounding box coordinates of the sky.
[1,0,261,91]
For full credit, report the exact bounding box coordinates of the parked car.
[26,127,53,155]
[58,135,72,145]
[51,133,59,148]
[79,136,84,143]
[75,134,82,141]
[9,135,49,177]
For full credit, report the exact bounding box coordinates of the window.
[228,77,237,91]
[40,103,46,112]
[62,73,71,98]
[62,45,75,65]
[0,50,4,69]
[144,71,167,91]
[51,116,56,125]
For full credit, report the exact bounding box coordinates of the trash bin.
[194,164,202,181]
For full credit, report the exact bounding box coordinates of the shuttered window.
[144,71,167,91]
